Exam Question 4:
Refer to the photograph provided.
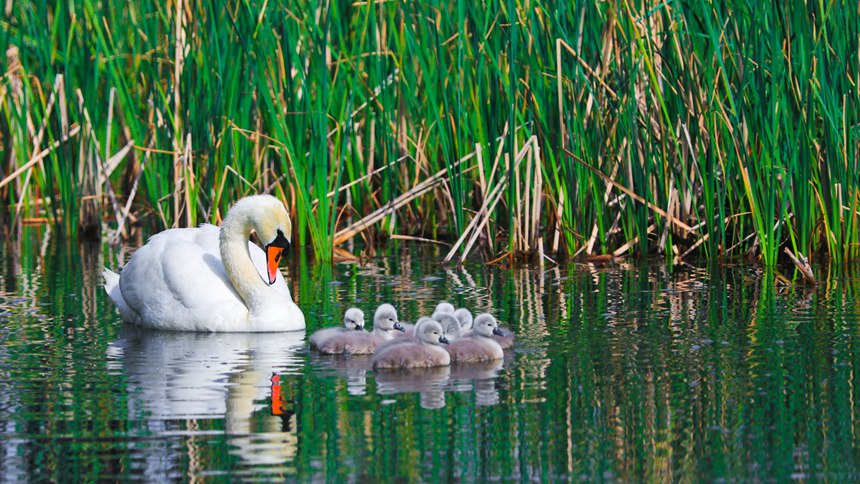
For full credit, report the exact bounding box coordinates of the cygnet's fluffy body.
[316,304,404,355]
[492,327,516,349]
[394,301,456,338]
[445,313,504,363]
[434,314,462,342]
[372,319,451,369]
[431,301,455,320]
[394,322,416,338]
[309,307,365,349]
[374,317,435,353]
[453,308,473,329]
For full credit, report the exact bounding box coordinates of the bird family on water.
[309,302,515,369]
[103,194,516,367]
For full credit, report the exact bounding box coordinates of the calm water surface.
[2,227,860,481]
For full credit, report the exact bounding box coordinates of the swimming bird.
[445,313,504,363]
[395,301,457,338]
[372,319,451,369]
[375,316,434,352]
[452,308,473,335]
[434,314,462,342]
[316,304,404,355]
[103,195,304,332]
[431,301,455,320]
[309,307,365,349]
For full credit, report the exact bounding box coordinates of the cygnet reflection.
[374,366,451,409]
[308,353,374,396]
[447,358,504,406]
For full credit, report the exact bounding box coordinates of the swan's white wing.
[119,227,248,330]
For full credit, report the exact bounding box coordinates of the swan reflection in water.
[107,325,306,472]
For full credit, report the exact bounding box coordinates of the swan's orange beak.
[266,245,284,285]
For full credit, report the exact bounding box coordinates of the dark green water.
[2,226,860,481]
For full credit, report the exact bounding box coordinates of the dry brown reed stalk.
[113,139,153,244]
[585,160,620,255]
[332,148,481,246]
[783,248,817,285]
[443,136,536,265]
[0,124,82,191]
[613,223,656,257]
[76,89,125,235]
[13,75,60,219]
[561,146,699,237]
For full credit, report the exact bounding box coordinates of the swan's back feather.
[103,269,140,324]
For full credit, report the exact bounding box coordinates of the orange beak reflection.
[266,245,284,285]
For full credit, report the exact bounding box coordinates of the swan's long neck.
[220,206,267,313]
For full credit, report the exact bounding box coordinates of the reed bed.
[1,0,858,265]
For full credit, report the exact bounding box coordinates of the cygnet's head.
[416,319,450,345]
[374,304,405,332]
[452,308,473,330]
[225,195,293,285]
[434,314,461,341]
[473,313,504,337]
[412,316,436,334]
[343,307,365,330]
[433,301,455,316]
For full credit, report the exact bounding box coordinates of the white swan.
[103,195,305,332]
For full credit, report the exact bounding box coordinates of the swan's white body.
[103,195,305,332]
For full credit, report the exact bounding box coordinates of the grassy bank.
[1,0,858,264]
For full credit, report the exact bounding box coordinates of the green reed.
[1,0,858,265]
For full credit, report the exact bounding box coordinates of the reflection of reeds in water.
[553,263,860,481]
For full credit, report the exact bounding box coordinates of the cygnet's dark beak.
[492,327,504,336]
[354,325,364,331]
[394,322,405,332]
[439,335,450,345]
